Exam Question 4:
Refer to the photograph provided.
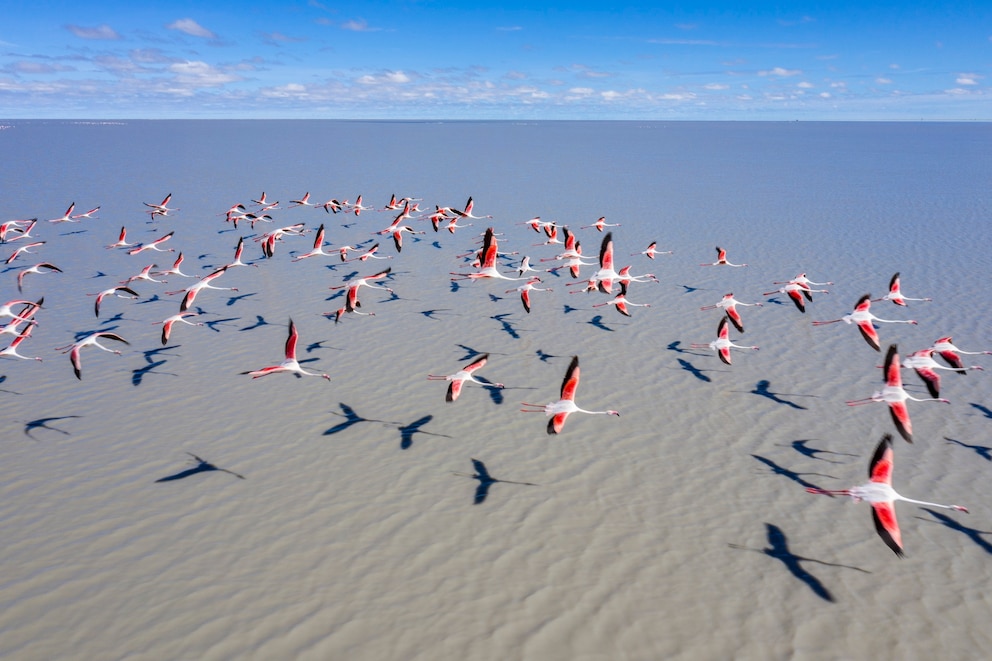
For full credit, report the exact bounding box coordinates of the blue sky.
[1,1,989,119]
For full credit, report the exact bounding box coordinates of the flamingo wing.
[871,501,904,556]
[913,366,941,399]
[520,289,532,313]
[888,401,913,443]
[446,378,463,402]
[560,356,580,401]
[883,344,902,387]
[599,232,614,271]
[725,305,744,332]
[284,319,299,360]
[548,411,570,435]
[718,346,733,365]
[937,350,965,373]
[856,319,881,351]
[463,354,489,374]
[868,434,895,483]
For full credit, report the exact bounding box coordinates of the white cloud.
[167,19,216,39]
[797,81,813,88]
[875,77,893,84]
[956,73,981,85]
[66,24,120,40]
[168,61,241,87]
[341,19,378,32]
[704,83,729,90]
[758,67,801,77]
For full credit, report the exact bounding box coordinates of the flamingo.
[47,202,77,223]
[450,227,522,282]
[121,264,166,286]
[350,195,374,215]
[70,205,100,220]
[168,266,237,312]
[516,256,547,278]
[287,192,314,208]
[5,241,45,264]
[700,293,763,333]
[106,226,135,249]
[127,231,174,256]
[0,218,36,243]
[521,356,620,434]
[353,243,391,262]
[0,322,42,361]
[427,353,503,402]
[763,282,829,313]
[225,236,256,269]
[690,316,759,365]
[241,319,329,380]
[0,298,43,324]
[592,281,650,317]
[156,312,204,345]
[930,336,992,373]
[701,246,747,267]
[251,191,270,206]
[154,252,194,278]
[872,272,931,307]
[57,331,129,380]
[91,285,139,317]
[812,294,916,351]
[143,193,178,218]
[580,216,621,232]
[292,224,334,261]
[806,434,968,556]
[506,277,552,314]
[846,344,949,443]
[632,241,672,259]
[329,267,393,298]
[17,263,62,292]
[451,196,492,220]
[901,348,983,398]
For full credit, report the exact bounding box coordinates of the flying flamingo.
[127,231,174,256]
[806,434,968,556]
[772,272,833,297]
[156,312,204,345]
[287,192,315,208]
[353,243,391,262]
[17,263,62,292]
[450,227,522,282]
[292,224,334,261]
[930,336,992,373]
[901,347,983,398]
[451,196,492,220]
[154,252,194,278]
[506,277,552,314]
[0,298,43,324]
[47,202,77,223]
[0,322,42,361]
[592,281,650,317]
[427,353,503,402]
[225,236,256,269]
[701,246,747,267]
[846,344,949,443]
[329,267,393,298]
[241,319,329,380]
[632,241,672,259]
[580,216,621,232]
[811,294,916,351]
[121,264,166,286]
[700,293,763,333]
[57,331,129,380]
[763,282,829,313]
[71,205,100,220]
[91,285,139,317]
[144,193,178,218]
[168,266,237,312]
[872,272,931,306]
[5,241,45,264]
[521,356,620,434]
[690,316,759,365]
[350,195,374,215]
[106,226,135,249]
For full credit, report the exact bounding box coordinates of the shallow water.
[1,120,991,659]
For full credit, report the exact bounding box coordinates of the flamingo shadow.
[396,414,451,450]
[453,458,537,505]
[585,315,614,332]
[156,453,245,482]
[746,380,809,410]
[751,454,836,492]
[490,314,522,339]
[969,403,992,420]
[323,402,390,436]
[945,436,992,461]
[917,509,992,555]
[777,439,856,463]
[24,415,81,440]
[677,358,711,383]
[729,523,869,603]
[239,315,268,331]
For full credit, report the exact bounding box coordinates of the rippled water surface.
[1,120,991,659]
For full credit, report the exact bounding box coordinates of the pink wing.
[463,354,489,374]
[726,305,744,332]
[856,320,881,352]
[447,379,463,402]
[560,356,580,401]
[871,501,904,556]
[868,434,895,484]
[284,320,299,360]
[599,232,614,271]
[548,411,570,435]
[888,401,913,443]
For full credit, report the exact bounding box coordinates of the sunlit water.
[1,120,991,659]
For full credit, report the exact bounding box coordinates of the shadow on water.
[918,509,992,555]
[452,458,537,505]
[23,415,81,440]
[945,436,992,461]
[585,314,614,332]
[775,439,856,463]
[969,403,992,420]
[745,380,811,410]
[397,414,451,450]
[729,523,870,603]
[677,358,711,383]
[155,453,245,482]
[751,454,836,492]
